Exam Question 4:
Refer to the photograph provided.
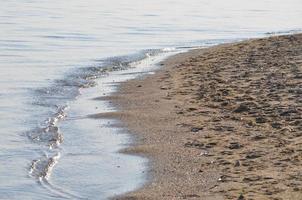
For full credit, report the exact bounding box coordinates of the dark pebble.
[229,142,242,149]
[191,127,203,132]
[255,116,267,123]
[238,194,245,200]
[234,160,240,167]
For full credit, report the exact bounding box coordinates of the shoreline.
[105,34,302,199]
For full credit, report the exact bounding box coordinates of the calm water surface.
[0,0,301,199]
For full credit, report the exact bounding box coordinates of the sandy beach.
[100,34,302,200]
[2,1,302,199]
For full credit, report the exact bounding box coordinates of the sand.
[101,34,302,200]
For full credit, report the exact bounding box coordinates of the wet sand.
[104,34,302,199]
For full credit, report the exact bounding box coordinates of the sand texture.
[105,34,302,200]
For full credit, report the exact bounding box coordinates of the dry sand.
[99,34,302,200]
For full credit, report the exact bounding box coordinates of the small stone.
[185,140,204,149]
[221,101,229,106]
[160,87,168,90]
[293,187,300,191]
[252,134,266,140]
[247,121,255,127]
[229,142,242,149]
[218,175,226,182]
[271,122,282,129]
[246,151,262,159]
[265,190,273,195]
[183,194,200,198]
[234,104,250,113]
[238,194,245,200]
[191,127,203,132]
[200,151,209,156]
[188,107,197,111]
[255,116,267,123]
[233,101,257,113]
[234,160,240,167]
[243,176,261,182]
[280,109,298,116]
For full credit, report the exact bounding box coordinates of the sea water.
[0,0,301,199]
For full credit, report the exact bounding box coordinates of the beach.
[100,34,302,200]
[1,1,302,199]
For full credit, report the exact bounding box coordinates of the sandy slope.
[103,34,302,200]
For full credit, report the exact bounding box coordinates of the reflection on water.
[0,0,301,199]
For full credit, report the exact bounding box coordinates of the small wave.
[162,47,176,52]
[29,152,87,199]
[265,29,302,36]
[26,46,179,185]
[40,177,87,200]
[27,106,67,149]
[29,152,60,180]
[42,34,96,41]
[27,126,63,149]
